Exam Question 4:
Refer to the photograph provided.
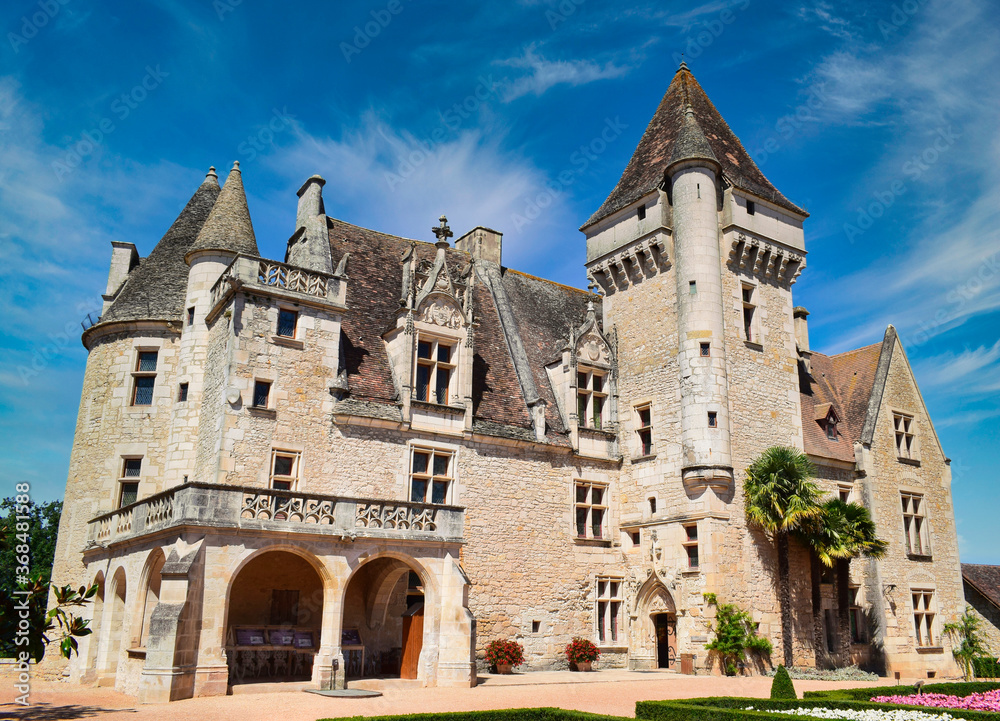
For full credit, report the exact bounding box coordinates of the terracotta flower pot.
[496,663,513,674]
[573,661,593,672]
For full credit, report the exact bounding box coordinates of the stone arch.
[136,548,165,648]
[98,566,128,677]
[629,575,677,670]
[81,570,105,681]
[222,545,330,687]
[340,552,433,680]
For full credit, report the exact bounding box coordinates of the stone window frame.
[740,281,762,346]
[576,366,609,430]
[271,303,305,348]
[893,410,919,464]
[633,401,654,458]
[130,347,159,407]
[413,331,459,407]
[269,449,301,491]
[252,379,273,410]
[408,442,457,505]
[595,575,624,647]
[900,489,932,558]
[837,483,853,503]
[574,480,609,541]
[910,587,938,648]
[682,522,700,570]
[117,456,142,509]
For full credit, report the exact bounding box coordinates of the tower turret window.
[707,411,718,428]
[277,309,298,338]
[131,351,158,406]
[635,404,653,456]
[117,457,141,508]
[741,283,760,344]
[637,204,646,220]
[747,200,756,215]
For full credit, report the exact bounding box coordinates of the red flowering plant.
[565,637,600,665]
[484,639,525,668]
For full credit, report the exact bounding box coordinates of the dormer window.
[577,367,608,430]
[415,336,456,405]
[825,411,839,441]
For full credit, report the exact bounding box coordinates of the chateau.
[52,64,964,702]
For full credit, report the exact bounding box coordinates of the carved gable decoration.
[577,330,610,366]
[418,296,464,329]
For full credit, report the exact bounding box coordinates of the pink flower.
[871,689,1000,712]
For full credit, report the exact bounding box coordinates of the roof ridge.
[504,267,593,296]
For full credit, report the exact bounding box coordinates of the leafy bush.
[945,607,990,681]
[704,598,772,676]
[321,709,631,721]
[635,696,1000,721]
[565,637,600,665]
[973,656,1000,679]
[770,665,796,699]
[484,639,524,667]
[803,681,1000,701]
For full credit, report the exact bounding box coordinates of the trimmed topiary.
[770,664,797,700]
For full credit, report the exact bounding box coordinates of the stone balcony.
[85,482,464,548]
[207,255,347,320]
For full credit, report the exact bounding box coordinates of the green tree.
[770,664,797,699]
[744,446,822,667]
[0,496,95,661]
[0,497,63,593]
[704,596,772,676]
[944,606,988,681]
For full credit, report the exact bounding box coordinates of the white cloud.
[796,2,859,43]
[496,47,629,102]
[913,340,1000,394]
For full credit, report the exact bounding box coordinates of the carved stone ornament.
[419,297,462,329]
[578,332,607,364]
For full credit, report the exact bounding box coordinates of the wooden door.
[654,614,677,669]
[400,606,424,679]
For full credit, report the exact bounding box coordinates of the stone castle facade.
[51,64,964,702]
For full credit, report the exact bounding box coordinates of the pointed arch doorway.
[631,576,677,670]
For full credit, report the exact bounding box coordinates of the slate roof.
[800,341,882,464]
[962,564,1000,612]
[328,218,589,443]
[584,63,806,229]
[101,169,220,324]
[186,162,259,260]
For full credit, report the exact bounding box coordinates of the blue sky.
[1,0,997,562]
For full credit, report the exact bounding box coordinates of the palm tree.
[832,500,887,659]
[798,501,849,666]
[744,446,823,667]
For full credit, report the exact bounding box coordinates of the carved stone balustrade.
[207,255,347,322]
[85,483,464,549]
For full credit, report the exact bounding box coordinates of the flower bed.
[746,705,963,721]
[804,683,1000,703]
[635,696,1000,721]
[870,690,1000,713]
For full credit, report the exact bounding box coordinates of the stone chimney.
[794,306,813,374]
[455,226,502,265]
[102,241,140,313]
[287,175,333,273]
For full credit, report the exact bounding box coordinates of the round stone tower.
[667,104,734,491]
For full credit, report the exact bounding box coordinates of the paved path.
[0,672,885,720]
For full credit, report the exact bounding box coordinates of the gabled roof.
[186,162,258,260]
[962,563,1000,612]
[101,168,220,324]
[584,63,806,229]
[327,217,586,444]
[801,341,882,464]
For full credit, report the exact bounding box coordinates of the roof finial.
[232,160,241,171]
[432,214,453,247]
[207,166,218,179]
[678,56,689,73]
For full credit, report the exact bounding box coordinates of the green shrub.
[704,598,772,675]
[974,656,1000,679]
[321,709,631,721]
[769,665,796,699]
[802,680,1000,701]
[635,697,1000,721]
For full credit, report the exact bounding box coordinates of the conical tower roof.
[584,63,806,228]
[101,168,221,324]
[669,104,719,170]
[186,161,259,261]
